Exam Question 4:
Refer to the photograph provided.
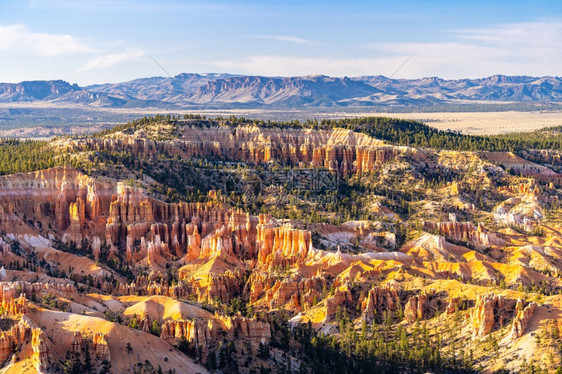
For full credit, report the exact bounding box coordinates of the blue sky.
[0,0,560,84]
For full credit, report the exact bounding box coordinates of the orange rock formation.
[510,299,537,340]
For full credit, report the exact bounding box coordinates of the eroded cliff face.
[0,316,54,373]
[0,166,553,324]
[0,167,113,248]
[470,293,516,338]
[361,286,398,322]
[422,220,504,249]
[256,219,312,270]
[248,273,325,311]
[160,312,271,357]
[445,297,460,315]
[482,151,562,182]
[0,320,32,363]
[404,294,428,323]
[510,299,537,340]
[31,328,52,372]
[61,126,403,175]
[0,281,75,301]
[0,119,560,373]
[92,332,110,361]
[0,288,27,317]
[71,331,82,355]
[0,168,256,281]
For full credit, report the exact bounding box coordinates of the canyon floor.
[0,116,560,373]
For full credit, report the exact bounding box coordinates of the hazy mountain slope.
[0,80,80,102]
[0,80,125,106]
[187,75,380,106]
[354,75,562,102]
[0,74,560,108]
[85,73,235,102]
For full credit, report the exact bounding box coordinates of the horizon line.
[1,73,560,86]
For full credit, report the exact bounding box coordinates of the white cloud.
[251,35,313,44]
[0,24,94,56]
[78,49,145,71]
[213,56,388,77]
[369,20,562,78]
[213,20,562,78]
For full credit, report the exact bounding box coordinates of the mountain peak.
[1,74,560,108]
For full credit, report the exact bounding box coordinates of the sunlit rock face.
[31,328,53,372]
[160,312,271,357]
[510,299,537,340]
[0,119,560,373]
[469,293,518,338]
[63,126,403,176]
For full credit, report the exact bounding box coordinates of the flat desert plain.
[369,111,562,134]
[178,109,562,135]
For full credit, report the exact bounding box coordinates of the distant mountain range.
[0,74,561,108]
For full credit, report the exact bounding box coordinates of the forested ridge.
[1,115,560,177]
[98,114,562,152]
[0,139,57,175]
